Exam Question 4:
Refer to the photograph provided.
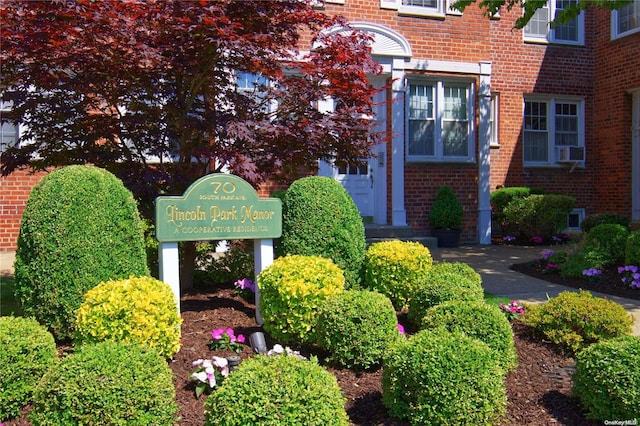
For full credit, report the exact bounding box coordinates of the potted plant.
[429,186,463,247]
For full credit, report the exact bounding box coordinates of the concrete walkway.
[2,245,639,335]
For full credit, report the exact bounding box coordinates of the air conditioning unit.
[556,146,585,163]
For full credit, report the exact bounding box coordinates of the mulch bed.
[11,258,638,425]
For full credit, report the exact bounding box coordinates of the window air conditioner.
[556,146,585,162]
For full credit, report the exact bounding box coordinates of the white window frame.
[490,93,499,147]
[406,79,475,163]
[522,95,585,167]
[400,0,445,18]
[524,0,585,45]
[611,1,640,40]
[566,208,585,231]
[0,101,19,154]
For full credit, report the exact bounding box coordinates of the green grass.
[483,291,512,308]
[1,275,23,316]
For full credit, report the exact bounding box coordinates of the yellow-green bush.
[524,290,633,354]
[364,240,433,310]
[75,276,182,358]
[0,317,58,421]
[258,255,345,344]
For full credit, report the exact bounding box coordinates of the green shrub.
[407,262,484,327]
[490,186,531,224]
[583,223,629,268]
[382,329,506,425]
[0,317,58,421]
[364,240,433,310]
[502,193,575,241]
[14,165,149,340]
[581,212,630,233]
[280,176,365,288]
[75,276,182,359]
[194,241,255,287]
[258,255,345,344]
[429,186,463,230]
[420,300,518,372]
[625,230,640,266]
[30,341,178,425]
[315,290,401,370]
[573,336,640,420]
[558,251,594,278]
[524,290,633,354]
[204,354,348,426]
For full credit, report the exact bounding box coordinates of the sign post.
[155,174,282,323]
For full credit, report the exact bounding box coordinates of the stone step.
[365,236,438,251]
[364,225,415,239]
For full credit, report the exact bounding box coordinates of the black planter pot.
[433,229,462,248]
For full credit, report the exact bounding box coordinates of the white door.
[336,160,375,218]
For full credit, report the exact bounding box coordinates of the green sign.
[155,174,282,242]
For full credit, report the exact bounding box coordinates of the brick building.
[1,0,639,251]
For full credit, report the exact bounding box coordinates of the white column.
[478,61,492,245]
[391,58,407,226]
[253,239,274,325]
[158,242,181,315]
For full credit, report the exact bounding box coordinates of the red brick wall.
[0,169,48,251]
[488,6,596,213]
[592,9,640,216]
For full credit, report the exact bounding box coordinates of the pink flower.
[397,323,405,335]
[211,328,225,340]
[237,334,245,343]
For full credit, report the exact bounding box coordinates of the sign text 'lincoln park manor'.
[155,174,282,242]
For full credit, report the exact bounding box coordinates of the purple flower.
[234,278,256,293]
[397,323,405,335]
[542,249,555,260]
[503,235,516,242]
[582,268,602,277]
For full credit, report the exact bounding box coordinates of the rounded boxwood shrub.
[428,186,463,230]
[502,193,575,241]
[583,223,629,268]
[382,329,506,425]
[30,341,178,425]
[75,276,182,359]
[279,176,365,288]
[315,290,401,370]
[407,262,483,327]
[14,165,149,340]
[490,186,531,224]
[580,212,630,233]
[364,240,433,310]
[625,229,640,266]
[524,290,633,354]
[572,336,640,420]
[420,300,518,373]
[204,354,348,426]
[258,254,345,344]
[0,316,58,421]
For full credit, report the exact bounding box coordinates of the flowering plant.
[582,267,603,283]
[234,278,256,300]
[190,356,230,398]
[397,323,406,336]
[499,300,525,321]
[502,235,516,244]
[618,265,640,289]
[209,328,245,353]
[267,344,307,359]
[530,235,543,245]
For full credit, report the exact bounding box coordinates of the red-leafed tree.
[0,0,381,208]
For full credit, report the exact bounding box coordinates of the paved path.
[2,245,639,335]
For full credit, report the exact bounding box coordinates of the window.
[612,1,640,39]
[566,208,585,231]
[490,93,499,147]
[0,102,18,154]
[524,0,584,45]
[394,0,446,17]
[407,80,474,162]
[523,96,584,166]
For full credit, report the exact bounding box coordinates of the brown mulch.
[9,271,627,425]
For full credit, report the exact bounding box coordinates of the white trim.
[380,0,400,10]
[346,22,412,58]
[406,59,481,74]
[566,208,585,231]
[523,0,585,46]
[611,4,640,40]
